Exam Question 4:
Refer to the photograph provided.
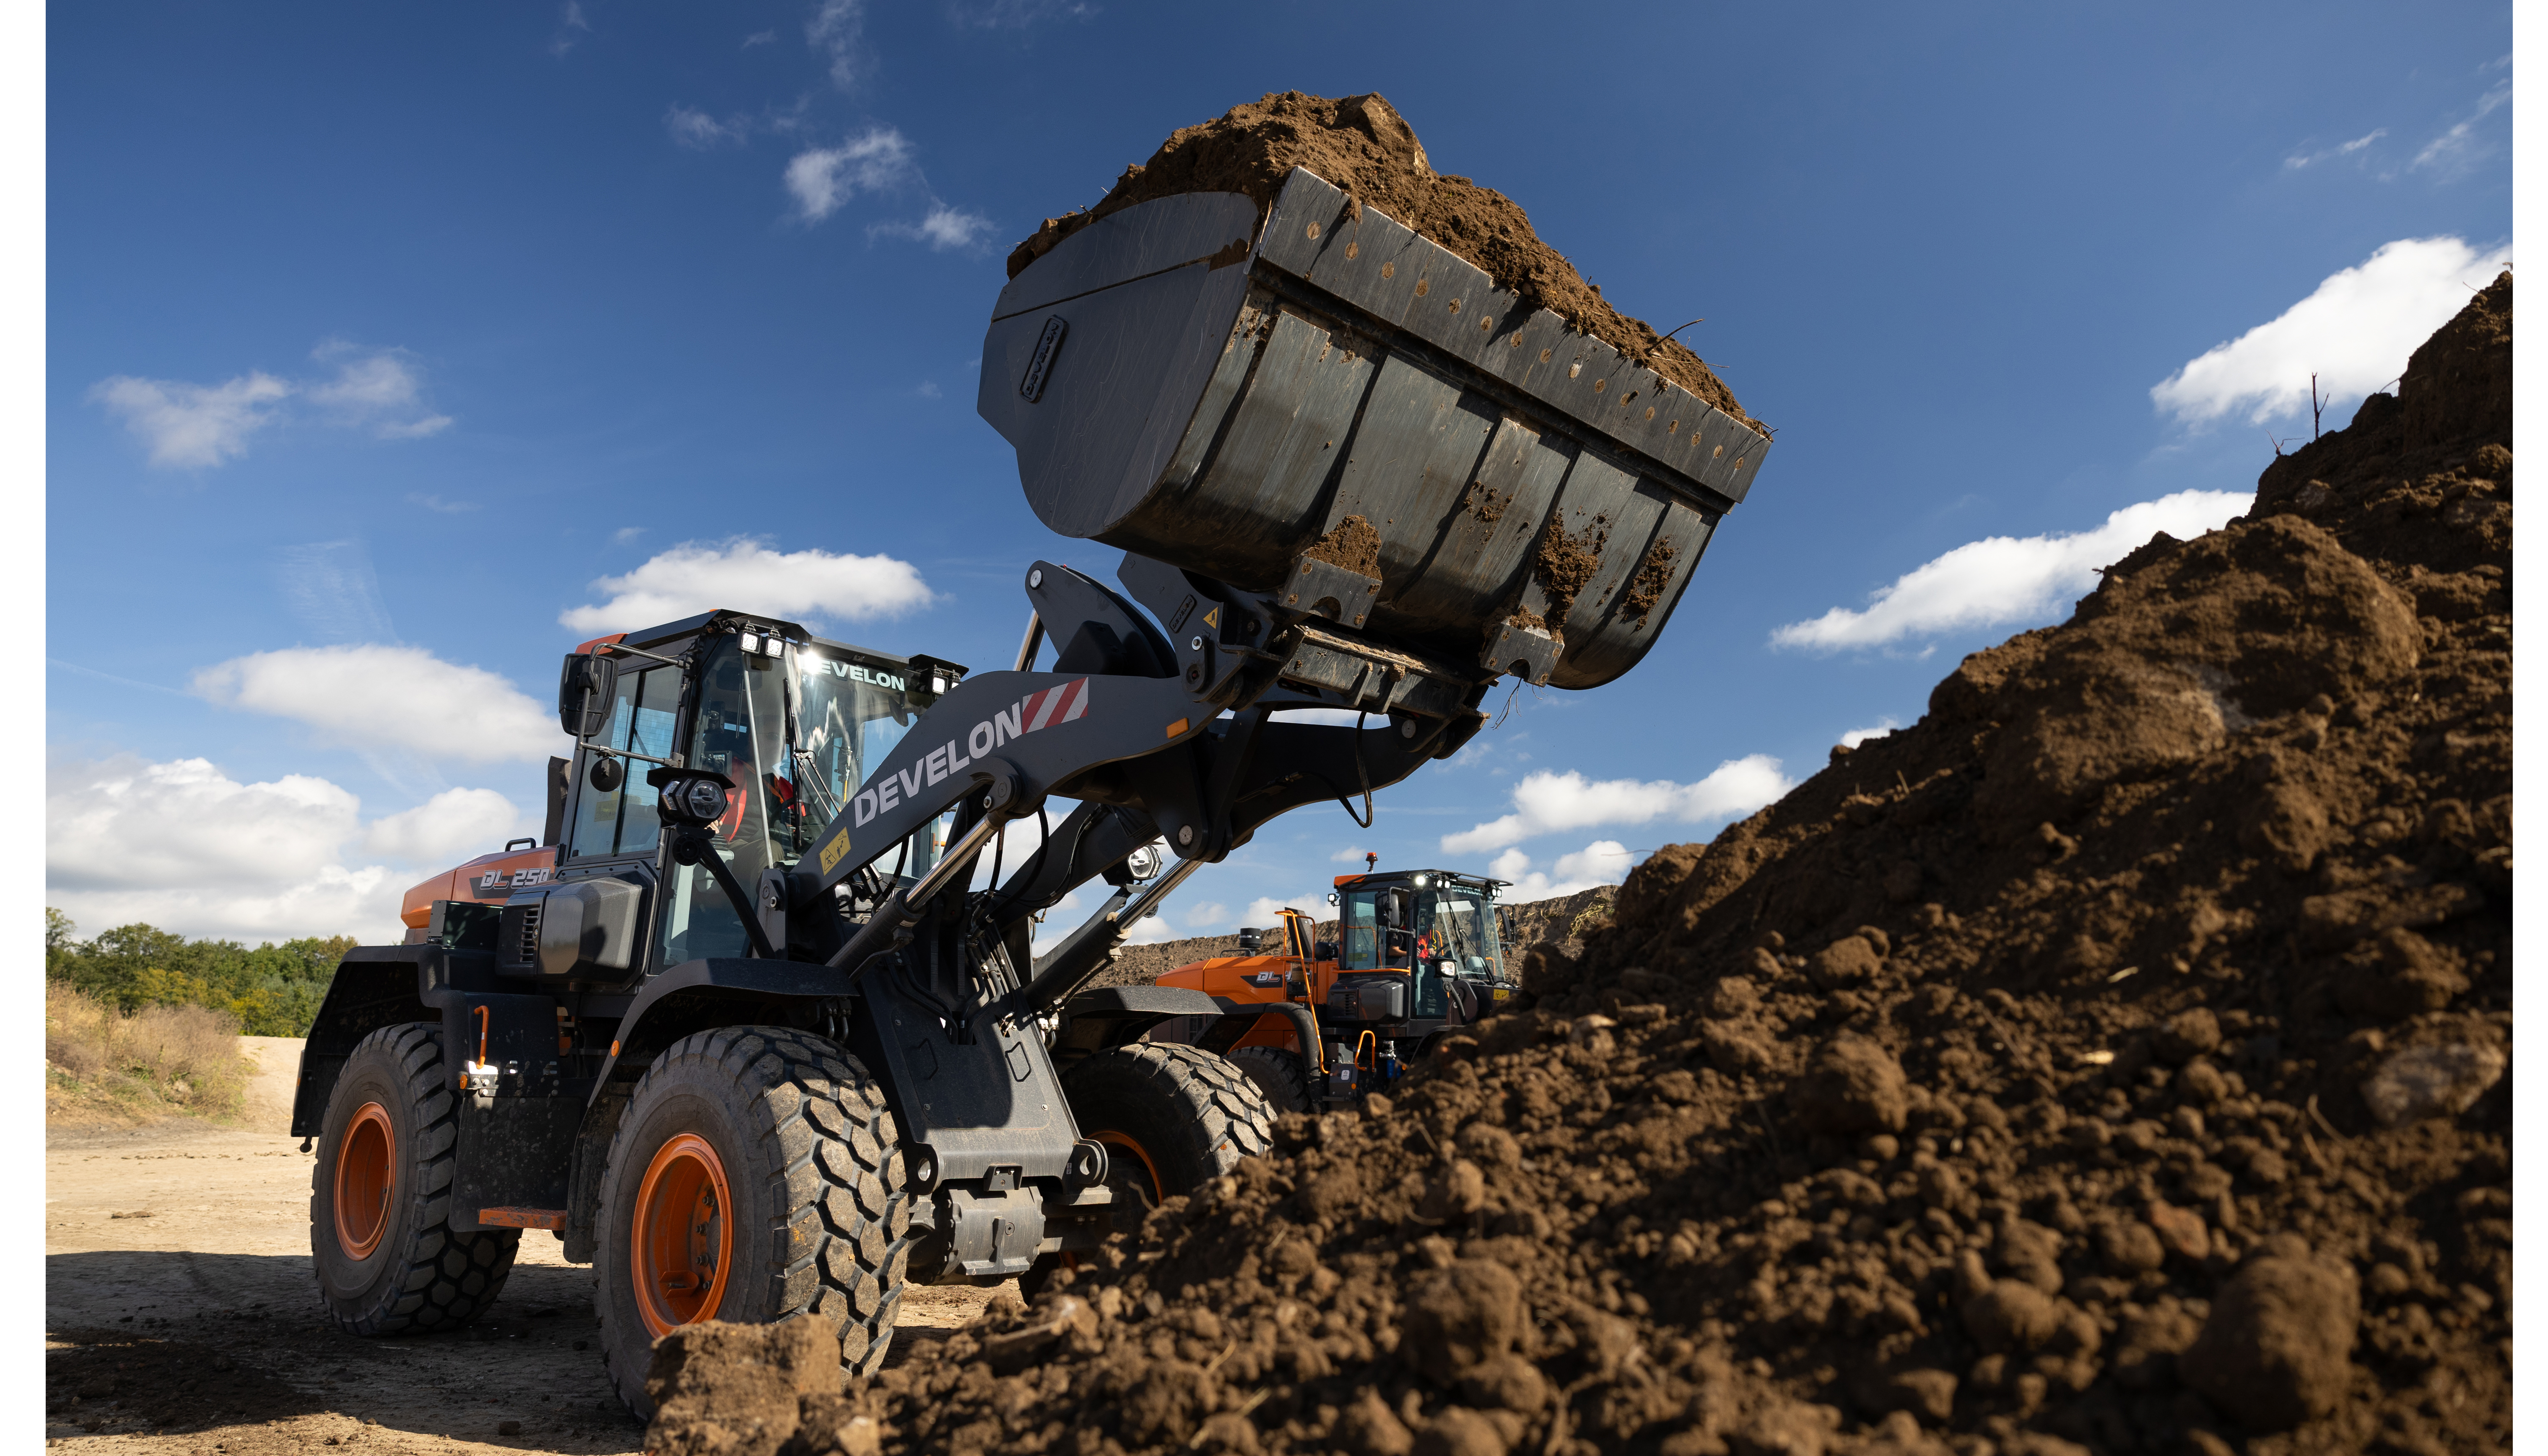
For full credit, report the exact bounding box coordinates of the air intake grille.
[515,905,541,966]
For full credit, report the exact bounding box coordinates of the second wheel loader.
[288,164,1772,1412]
[1148,867,1519,1112]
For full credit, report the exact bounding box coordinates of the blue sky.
[45,1,2513,947]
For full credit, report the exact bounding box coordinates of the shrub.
[45,981,249,1121]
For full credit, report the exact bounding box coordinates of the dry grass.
[45,982,251,1123]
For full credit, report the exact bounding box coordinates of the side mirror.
[558,653,620,738]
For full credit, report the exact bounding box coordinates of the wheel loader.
[1146,868,1519,1112]
[288,165,1771,1412]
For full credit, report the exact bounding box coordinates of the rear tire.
[593,1026,917,1419]
[1060,1044,1275,1221]
[1226,1044,1312,1114]
[309,1024,521,1334]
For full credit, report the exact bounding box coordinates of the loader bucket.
[979,166,1771,690]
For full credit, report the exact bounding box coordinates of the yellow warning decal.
[1203,606,1220,628]
[1165,717,1189,738]
[819,829,853,874]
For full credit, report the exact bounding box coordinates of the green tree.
[44,912,357,1036]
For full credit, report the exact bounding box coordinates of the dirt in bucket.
[1303,514,1384,578]
[1622,540,1680,627]
[653,275,2509,1456]
[1007,92,1756,431]
[1535,515,1609,622]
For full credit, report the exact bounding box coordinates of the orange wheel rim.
[631,1133,733,1337]
[333,1102,396,1260]
[1092,1130,1165,1207]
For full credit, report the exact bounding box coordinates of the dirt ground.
[45,1035,1005,1454]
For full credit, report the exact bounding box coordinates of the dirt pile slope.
[654,275,2510,1456]
[1007,93,1753,428]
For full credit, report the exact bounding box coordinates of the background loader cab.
[1154,869,1515,1112]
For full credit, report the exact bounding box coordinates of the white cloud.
[1330,845,1374,864]
[44,754,518,944]
[1486,841,1633,901]
[559,537,935,633]
[308,347,420,410]
[2151,236,2509,427]
[807,0,865,90]
[667,105,742,148]
[1182,901,1228,929]
[2284,128,2386,169]
[89,342,451,467]
[194,644,566,765]
[1768,489,2250,651]
[869,204,997,252]
[1442,757,1793,855]
[549,0,591,56]
[949,0,1096,26]
[309,342,452,439]
[785,128,915,221]
[743,29,777,47]
[2412,79,2511,174]
[88,371,291,468]
[361,787,526,865]
[407,493,478,514]
[1240,895,1323,927]
[1839,718,1901,749]
[1118,913,1182,946]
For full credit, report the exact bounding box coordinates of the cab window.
[567,666,678,859]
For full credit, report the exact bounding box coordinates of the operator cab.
[510,610,966,978]
[1330,869,1512,1029]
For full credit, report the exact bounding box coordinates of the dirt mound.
[653,275,2509,1456]
[1007,92,1753,428]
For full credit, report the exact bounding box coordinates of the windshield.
[785,646,951,881]
[662,634,946,963]
[1336,880,1505,981]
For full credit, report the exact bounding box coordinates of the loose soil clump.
[652,277,2509,1456]
[1304,514,1385,578]
[1535,515,1609,621]
[1008,93,1754,428]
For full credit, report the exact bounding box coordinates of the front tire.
[1061,1044,1275,1220]
[309,1024,521,1334]
[1227,1044,1312,1114]
[593,1026,916,1418]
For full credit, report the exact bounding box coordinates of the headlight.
[1122,842,1164,881]
[680,779,729,822]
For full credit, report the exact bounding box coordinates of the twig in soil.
[2305,1093,2344,1142]
[1189,1387,1271,1446]
[1651,318,1706,350]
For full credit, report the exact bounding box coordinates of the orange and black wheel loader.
[1147,868,1520,1113]
[286,166,1771,1413]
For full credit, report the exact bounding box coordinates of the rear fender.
[1049,984,1221,1063]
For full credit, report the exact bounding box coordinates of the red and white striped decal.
[1021,677,1091,732]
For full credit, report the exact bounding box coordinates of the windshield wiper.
[791,749,846,823]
